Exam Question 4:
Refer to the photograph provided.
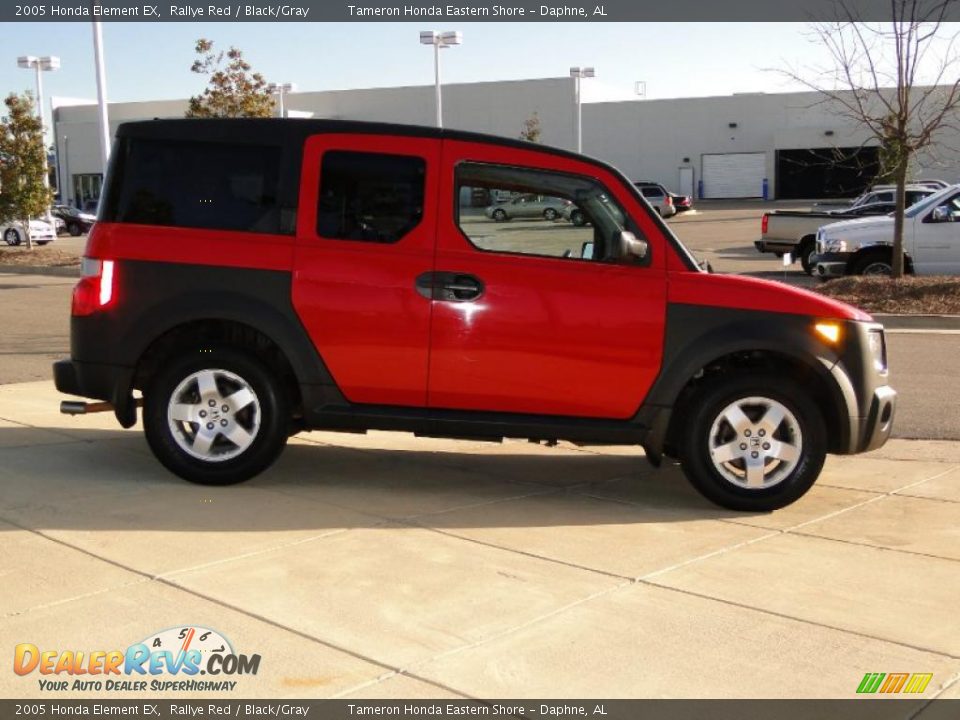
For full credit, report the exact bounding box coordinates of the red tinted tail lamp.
[665,195,673,206]
[72,258,116,316]
[762,213,769,234]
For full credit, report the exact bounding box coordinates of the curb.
[873,313,960,331]
[0,265,79,278]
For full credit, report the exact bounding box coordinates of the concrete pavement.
[1,380,958,700]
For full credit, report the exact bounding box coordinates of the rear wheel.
[798,236,817,275]
[678,373,826,511]
[570,210,587,226]
[4,228,21,246]
[67,222,82,237]
[143,348,289,485]
[492,208,508,222]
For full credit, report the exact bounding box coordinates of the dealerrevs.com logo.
[13,626,261,692]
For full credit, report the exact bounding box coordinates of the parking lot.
[1,204,958,702]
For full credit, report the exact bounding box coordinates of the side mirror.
[581,241,595,260]
[931,205,954,223]
[618,230,648,262]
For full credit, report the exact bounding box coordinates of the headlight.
[822,237,848,253]
[868,329,887,372]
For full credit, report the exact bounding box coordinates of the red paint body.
[84,132,869,420]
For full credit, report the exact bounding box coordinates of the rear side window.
[103,138,282,234]
[317,151,426,243]
[640,187,664,199]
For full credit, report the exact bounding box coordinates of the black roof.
[116,117,588,163]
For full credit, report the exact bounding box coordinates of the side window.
[102,138,282,233]
[456,161,643,263]
[317,151,425,243]
[640,187,663,200]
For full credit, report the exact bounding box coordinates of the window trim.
[315,148,427,245]
[453,160,651,267]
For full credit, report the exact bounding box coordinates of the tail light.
[72,258,116,316]
[665,195,673,206]
[762,214,769,234]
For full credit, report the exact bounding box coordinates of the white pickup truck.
[814,184,960,277]
[755,186,935,274]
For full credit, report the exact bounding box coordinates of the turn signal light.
[814,321,842,344]
[72,258,116,316]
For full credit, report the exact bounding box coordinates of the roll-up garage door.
[702,153,766,198]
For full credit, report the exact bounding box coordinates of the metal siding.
[702,152,766,198]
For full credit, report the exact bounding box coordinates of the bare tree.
[781,0,960,278]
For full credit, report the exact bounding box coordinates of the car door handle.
[414,272,485,302]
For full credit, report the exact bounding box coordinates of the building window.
[72,173,103,212]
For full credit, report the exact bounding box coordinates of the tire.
[67,222,82,237]
[492,209,508,222]
[543,208,558,221]
[143,347,290,485]
[570,210,587,227]
[798,236,817,275]
[850,250,893,276]
[678,373,826,511]
[4,228,21,246]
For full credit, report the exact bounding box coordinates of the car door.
[426,139,668,419]
[912,192,960,275]
[292,134,439,407]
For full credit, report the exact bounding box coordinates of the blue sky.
[0,22,954,109]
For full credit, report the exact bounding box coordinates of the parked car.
[814,183,941,210]
[1,219,56,246]
[814,184,960,278]
[755,193,934,274]
[632,182,676,218]
[53,205,96,236]
[54,118,895,511]
[635,181,692,214]
[484,193,569,221]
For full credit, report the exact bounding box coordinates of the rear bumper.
[754,239,795,254]
[53,358,136,427]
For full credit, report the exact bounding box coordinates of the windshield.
[906,185,960,218]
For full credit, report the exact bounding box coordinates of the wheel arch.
[638,306,858,458]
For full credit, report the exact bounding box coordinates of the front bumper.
[814,252,852,279]
[53,358,136,427]
[857,385,897,453]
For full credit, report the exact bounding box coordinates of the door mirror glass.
[581,241,594,260]
[619,231,648,261]
[931,205,954,223]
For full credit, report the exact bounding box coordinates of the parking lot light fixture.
[267,82,297,118]
[420,30,463,128]
[570,66,595,153]
[17,54,60,229]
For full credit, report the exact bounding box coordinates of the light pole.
[268,83,297,118]
[570,66,595,153]
[420,30,462,128]
[17,55,59,227]
[92,22,111,178]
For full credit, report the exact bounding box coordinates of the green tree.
[0,93,52,250]
[519,111,542,143]
[186,39,274,119]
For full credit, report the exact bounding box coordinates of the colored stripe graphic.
[880,673,909,693]
[903,674,933,694]
[857,673,886,694]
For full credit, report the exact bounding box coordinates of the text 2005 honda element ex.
[54,120,896,510]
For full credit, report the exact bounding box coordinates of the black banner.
[4,0,960,22]
[1,700,958,720]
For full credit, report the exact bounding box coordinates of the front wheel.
[851,251,893,276]
[570,210,587,226]
[678,374,826,511]
[67,222,82,237]
[143,348,290,485]
[492,209,508,222]
[4,228,21,246]
[543,208,558,221]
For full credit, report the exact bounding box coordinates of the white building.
[53,77,960,208]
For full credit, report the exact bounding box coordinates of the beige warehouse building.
[53,76,960,208]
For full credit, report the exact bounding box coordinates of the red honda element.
[54,120,896,510]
